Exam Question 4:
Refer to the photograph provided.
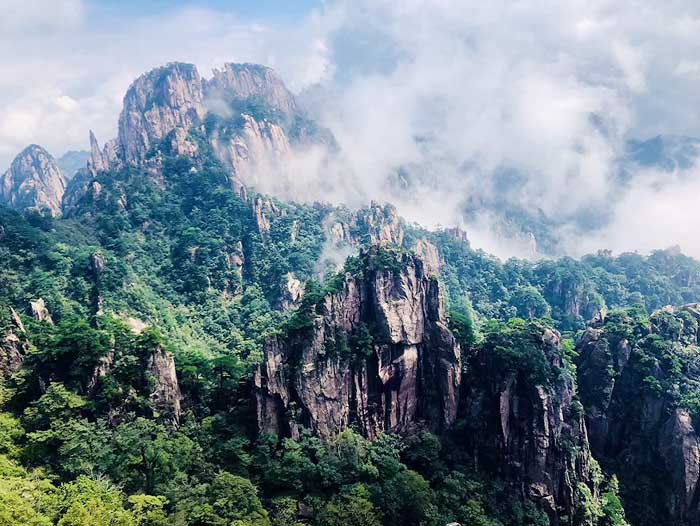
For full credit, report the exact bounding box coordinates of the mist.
[3,0,700,259]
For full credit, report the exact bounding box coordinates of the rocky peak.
[255,247,461,440]
[576,306,700,525]
[0,144,67,217]
[461,322,596,524]
[355,202,405,246]
[204,63,297,118]
[87,130,121,175]
[118,62,206,165]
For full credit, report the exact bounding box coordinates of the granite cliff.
[577,305,700,526]
[256,247,599,522]
[0,145,67,217]
[255,247,462,440]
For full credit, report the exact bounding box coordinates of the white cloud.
[2,0,700,258]
[0,0,85,33]
[675,60,700,79]
[576,164,700,258]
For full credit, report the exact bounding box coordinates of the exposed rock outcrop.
[0,308,28,378]
[576,305,700,526]
[354,202,404,246]
[279,272,304,311]
[147,346,182,425]
[209,114,291,192]
[253,196,280,237]
[204,63,297,118]
[255,248,461,440]
[54,61,331,216]
[460,324,595,525]
[1,145,67,216]
[118,62,206,165]
[29,298,53,324]
[412,239,442,276]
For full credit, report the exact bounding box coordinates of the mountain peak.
[205,62,297,117]
[118,62,206,164]
[0,144,66,216]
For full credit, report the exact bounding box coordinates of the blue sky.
[94,0,322,21]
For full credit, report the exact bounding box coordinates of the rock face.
[541,273,605,328]
[576,305,700,526]
[0,145,67,216]
[118,63,206,165]
[87,131,121,175]
[255,248,462,440]
[354,202,405,246]
[59,61,330,212]
[29,298,53,324]
[147,346,182,425]
[204,63,297,118]
[209,114,291,191]
[0,308,28,378]
[460,325,595,525]
[256,250,597,520]
[110,62,320,192]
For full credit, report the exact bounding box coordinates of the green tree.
[381,470,435,526]
[208,472,270,525]
[316,484,380,526]
[128,494,168,526]
[55,476,135,526]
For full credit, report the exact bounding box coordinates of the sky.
[2,0,700,257]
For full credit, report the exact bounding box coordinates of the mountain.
[577,306,700,525]
[84,61,326,196]
[0,144,67,217]
[56,150,90,179]
[1,61,700,525]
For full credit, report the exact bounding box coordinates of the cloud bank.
[2,0,700,257]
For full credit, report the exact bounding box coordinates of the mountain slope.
[1,60,699,525]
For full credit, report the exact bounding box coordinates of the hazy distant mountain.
[56,150,90,179]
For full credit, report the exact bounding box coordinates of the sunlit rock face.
[0,145,67,217]
[255,248,462,440]
[118,62,206,165]
[110,61,323,197]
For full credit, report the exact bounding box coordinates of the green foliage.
[315,484,381,526]
[480,318,563,387]
[9,137,692,525]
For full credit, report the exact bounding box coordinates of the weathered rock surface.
[461,325,594,525]
[209,113,291,192]
[55,61,331,215]
[0,308,28,378]
[576,305,700,526]
[412,239,442,276]
[279,272,304,311]
[29,298,53,324]
[354,202,405,246]
[255,248,461,440]
[1,145,67,216]
[118,62,206,165]
[147,346,182,425]
[204,63,297,118]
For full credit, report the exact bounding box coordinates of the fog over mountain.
[6,3,700,525]
[2,0,700,257]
